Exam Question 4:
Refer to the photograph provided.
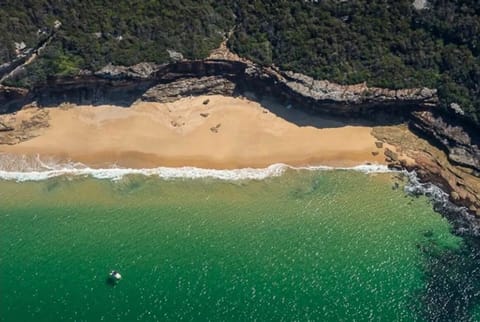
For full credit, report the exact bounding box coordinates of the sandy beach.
[0,95,388,169]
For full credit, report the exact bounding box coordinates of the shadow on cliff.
[33,79,153,108]
[250,93,406,129]
[2,76,410,130]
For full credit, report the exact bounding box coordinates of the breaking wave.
[404,171,480,236]
[0,153,395,182]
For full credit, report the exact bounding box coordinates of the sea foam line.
[403,170,480,236]
[0,162,395,182]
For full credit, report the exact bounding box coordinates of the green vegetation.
[0,0,479,126]
[229,0,480,126]
[0,0,232,82]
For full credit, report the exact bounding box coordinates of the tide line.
[0,162,396,182]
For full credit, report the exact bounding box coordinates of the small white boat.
[109,270,122,281]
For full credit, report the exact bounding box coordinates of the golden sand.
[0,95,388,169]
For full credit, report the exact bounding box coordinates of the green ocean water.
[0,170,478,321]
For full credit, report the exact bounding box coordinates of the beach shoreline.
[0,95,389,170]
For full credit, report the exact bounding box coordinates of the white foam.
[300,164,395,174]
[403,170,480,236]
[0,157,396,182]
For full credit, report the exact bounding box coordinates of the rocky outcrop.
[0,85,31,113]
[411,111,480,174]
[373,125,480,217]
[0,107,49,145]
[278,70,437,105]
[242,65,438,120]
[142,76,236,103]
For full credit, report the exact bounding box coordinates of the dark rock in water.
[200,112,209,118]
[372,151,379,156]
[375,141,384,148]
[374,124,480,221]
[422,230,434,238]
[202,99,210,105]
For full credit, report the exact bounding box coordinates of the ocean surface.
[1,168,479,321]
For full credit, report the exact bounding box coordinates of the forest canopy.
[0,0,479,126]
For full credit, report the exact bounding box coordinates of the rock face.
[142,76,236,103]
[32,76,154,107]
[1,58,438,119]
[411,111,480,173]
[279,71,437,105]
[0,85,31,113]
[243,64,438,120]
[373,125,480,217]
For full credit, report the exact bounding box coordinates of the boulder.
[384,148,399,161]
[451,191,460,201]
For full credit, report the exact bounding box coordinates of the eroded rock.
[142,76,235,103]
[373,125,480,217]
[0,108,49,144]
[385,148,399,161]
[411,111,480,173]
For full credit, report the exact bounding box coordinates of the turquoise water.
[0,170,475,321]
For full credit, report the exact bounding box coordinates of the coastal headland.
[0,45,479,216]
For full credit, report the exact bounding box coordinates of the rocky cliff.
[0,59,437,117]
[0,57,478,217]
[142,76,236,103]
[411,111,480,174]
[373,124,480,218]
[0,85,31,113]
[245,66,438,121]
